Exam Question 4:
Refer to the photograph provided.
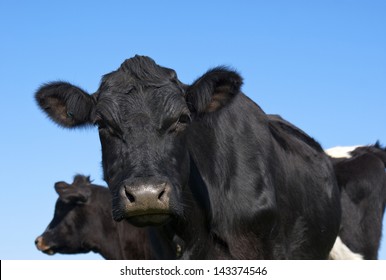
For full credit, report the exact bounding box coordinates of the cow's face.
[94,61,191,226]
[35,177,93,255]
[35,55,242,226]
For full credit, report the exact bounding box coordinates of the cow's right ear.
[35,82,95,128]
[185,67,243,115]
[55,181,91,204]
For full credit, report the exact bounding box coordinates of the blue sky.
[0,0,385,260]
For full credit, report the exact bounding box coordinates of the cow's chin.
[42,249,56,255]
[127,214,172,227]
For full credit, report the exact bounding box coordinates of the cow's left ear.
[35,81,95,128]
[185,67,243,114]
[55,181,91,204]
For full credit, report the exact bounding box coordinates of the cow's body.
[35,175,173,259]
[35,56,341,259]
[327,143,386,259]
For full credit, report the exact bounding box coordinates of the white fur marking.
[329,236,363,260]
[325,146,361,159]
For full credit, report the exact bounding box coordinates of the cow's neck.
[116,221,154,260]
[170,158,230,259]
[187,97,264,225]
[95,221,125,260]
[185,94,274,258]
[84,192,126,260]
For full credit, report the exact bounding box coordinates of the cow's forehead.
[119,55,177,81]
[95,85,188,127]
[97,72,184,105]
[100,56,177,89]
[98,69,181,96]
[94,57,188,124]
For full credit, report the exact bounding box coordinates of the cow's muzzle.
[35,236,55,255]
[116,180,172,226]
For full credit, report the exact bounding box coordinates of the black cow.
[326,143,386,259]
[35,175,157,259]
[35,55,341,259]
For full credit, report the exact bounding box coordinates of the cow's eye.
[168,114,191,133]
[94,118,123,140]
[177,114,191,125]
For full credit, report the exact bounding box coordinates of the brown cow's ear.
[35,82,95,128]
[55,181,91,204]
[185,67,243,114]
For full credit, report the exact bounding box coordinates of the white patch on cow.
[325,146,361,159]
[329,236,363,260]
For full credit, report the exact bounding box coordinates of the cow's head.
[35,55,242,226]
[35,175,96,255]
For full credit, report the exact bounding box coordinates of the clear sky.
[0,0,385,260]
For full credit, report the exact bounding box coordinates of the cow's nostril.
[125,190,135,203]
[158,189,165,200]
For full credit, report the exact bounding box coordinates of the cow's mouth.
[126,213,172,227]
[42,248,56,255]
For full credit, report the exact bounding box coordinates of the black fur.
[35,55,341,259]
[35,175,157,259]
